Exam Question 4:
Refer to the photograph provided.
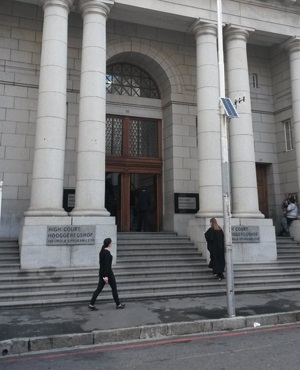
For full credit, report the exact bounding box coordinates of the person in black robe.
[204,218,225,281]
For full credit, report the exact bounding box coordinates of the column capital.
[224,24,255,42]
[190,18,217,37]
[281,36,300,54]
[79,0,114,18]
[41,0,74,11]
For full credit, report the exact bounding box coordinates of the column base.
[19,215,117,269]
[232,212,265,219]
[70,208,110,217]
[195,211,223,218]
[187,217,277,263]
[290,220,300,241]
[24,209,68,217]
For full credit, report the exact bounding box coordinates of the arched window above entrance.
[106,63,160,99]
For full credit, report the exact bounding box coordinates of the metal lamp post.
[217,0,236,317]
[0,181,3,222]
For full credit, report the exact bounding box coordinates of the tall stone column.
[187,20,222,262]
[283,37,300,200]
[192,20,223,217]
[25,0,73,216]
[71,0,113,216]
[224,26,263,218]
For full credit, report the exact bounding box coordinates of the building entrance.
[256,163,269,217]
[105,172,161,232]
[105,115,162,232]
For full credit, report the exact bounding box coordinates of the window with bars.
[283,119,294,151]
[106,116,123,156]
[129,119,158,157]
[106,63,160,99]
[252,73,259,88]
[106,116,159,158]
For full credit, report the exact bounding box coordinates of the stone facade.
[1,0,300,267]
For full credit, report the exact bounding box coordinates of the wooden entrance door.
[256,164,268,217]
[105,115,162,231]
[105,172,162,232]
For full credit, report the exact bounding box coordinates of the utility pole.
[0,181,2,222]
[217,0,236,317]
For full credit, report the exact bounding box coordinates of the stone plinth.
[187,217,277,263]
[290,220,300,241]
[19,216,117,269]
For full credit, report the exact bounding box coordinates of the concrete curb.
[1,310,300,356]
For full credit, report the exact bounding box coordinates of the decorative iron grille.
[106,116,123,156]
[129,119,158,157]
[106,63,160,99]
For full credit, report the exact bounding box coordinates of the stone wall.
[0,0,298,238]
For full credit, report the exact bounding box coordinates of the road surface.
[1,323,300,369]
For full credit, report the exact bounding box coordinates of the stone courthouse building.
[1,0,300,268]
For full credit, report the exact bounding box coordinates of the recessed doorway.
[256,163,269,218]
[105,172,161,232]
[105,115,162,232]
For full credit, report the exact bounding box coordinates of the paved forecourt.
[2,290,300,356]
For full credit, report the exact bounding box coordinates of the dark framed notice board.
[63,188,75,213]
[174,193,199,214]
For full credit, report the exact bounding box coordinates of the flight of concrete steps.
[0,238,20,270]
[234,236,300,292]
[0,233,300,308]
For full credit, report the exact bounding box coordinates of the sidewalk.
[1,290,300,356]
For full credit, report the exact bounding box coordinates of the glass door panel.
[130,173,158,232]
[105,172,121,230]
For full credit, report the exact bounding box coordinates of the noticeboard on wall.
[63,189,75,213]
[174,193,199,214]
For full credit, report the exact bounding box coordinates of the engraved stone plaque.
[231,226,260,243]
[47,225,96,245]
